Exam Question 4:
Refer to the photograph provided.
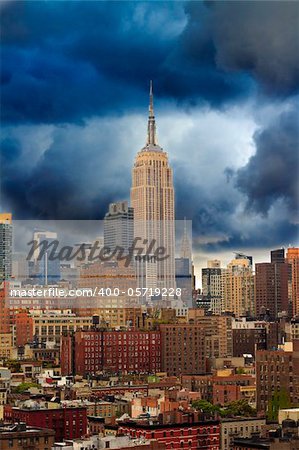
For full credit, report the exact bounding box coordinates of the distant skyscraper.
[104,201,134,256]
[12,253,29,282]
[222,257,254,317]
[31,229,60,285]
[131,82,175,295]
[255,248,289,319]
[0,213,12,283]
[175,258,193,308]
[176,219,193,307]
[202,261,223,315]
[32,229,57,264]
[180,219,192,262]
[271,248,285,264]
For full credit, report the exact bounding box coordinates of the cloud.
[234,105,299,218]
[0,115,147,219]
[184,1,299,95]
[214,1,299,95]
[0,1,255,125]
[2,102,297,251]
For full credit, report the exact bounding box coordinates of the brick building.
[4,404,87,441]
[181,372,255,405]
[187,310,233,358]
[256,340,299,414]
[255,258,289,319]
[232,318,281,357]
[15,310,34,346]
[287,248,299,317]
[61,329,161,376]
[0,284,10,334]
[118,411,220,450]
[160,324,207,376]
[0,422,55,450]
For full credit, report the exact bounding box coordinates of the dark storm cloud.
[183,1,299,96]
[0,1,253,124]
[0,120,132,219]
[1,1,298,126]
[211,1,299,95]
[1,0,298,253]
[0,1,179,123]
[235,106,299,216]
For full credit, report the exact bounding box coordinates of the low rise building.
[4,401,87,441]
[0,422,55,450]
[118,411,220,450]
[221,417,266,450]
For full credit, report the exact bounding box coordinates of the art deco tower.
[131,82,175,293]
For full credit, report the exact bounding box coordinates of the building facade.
[118,413,220,450]
[287,248,299,316]
[160,324,206,376]
[4,405,87,442]
[0,214,12,283]
[222,258,255,317]
[255,250,289,319]
[61,329,161,376]
[104,201,134,256]
[256,340,299,414]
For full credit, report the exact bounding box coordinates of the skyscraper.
[31,229,60,285]
[131,82,175,295]
[255,249,289,319]
[0,213,13,283]
[104,201,134,256]
[202,260,223,315]
[175,219,193,307]
[222,256,255,317]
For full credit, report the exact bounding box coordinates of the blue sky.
[1,1,298,271]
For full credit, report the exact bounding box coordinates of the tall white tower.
[130,82,175,298]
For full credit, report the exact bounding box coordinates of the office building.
[222,256,255,317]
[130,82,176,297]
[255,249,289,319]
[202,261,223,315]
[104,201,134,257]
[31,230,60,285]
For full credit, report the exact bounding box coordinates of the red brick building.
[255,260,289,319]
[256,340,299,414]
[4,405,87,441]
[0,284,10,333]
[181,373,255,405]
[118,411,220,450]
[160,324,207,376]
[15,310,34,346]
[61,330,161,376]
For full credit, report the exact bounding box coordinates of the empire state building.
[130,82,176,295]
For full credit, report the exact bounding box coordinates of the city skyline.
[0,1,298,279]
[1,3,299,446]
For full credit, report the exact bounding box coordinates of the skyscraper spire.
[147,80,156,145]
